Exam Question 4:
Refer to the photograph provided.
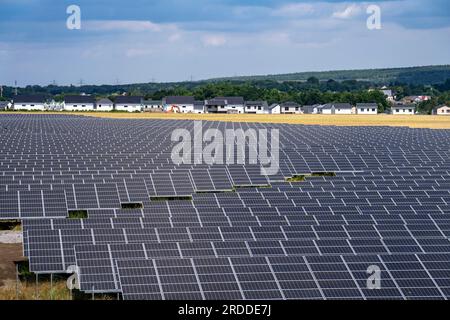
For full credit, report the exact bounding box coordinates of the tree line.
[1,77,449,114]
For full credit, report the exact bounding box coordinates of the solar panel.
[2,114,450,300]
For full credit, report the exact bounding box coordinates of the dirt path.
[0,244,23,286]
[0,231,22,244]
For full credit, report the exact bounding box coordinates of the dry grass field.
[7,112,450,129]
[0,279,72,300]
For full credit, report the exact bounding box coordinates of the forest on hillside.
[211,65,450,85]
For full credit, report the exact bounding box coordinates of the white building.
[245,101,269,114]
[433,105,450,116]
[163,96,196,113]
[193,100,205,114]
[381,89,395,102]
[205,97,244,114]
[13,95,48,111]
[95,98,114,112]
[280,102,301,114]
[142,100,163,112]
[0,100,12,111]
[219,97,245,114]
[391,104,416,115]
[206,98,227,113]
[356,103,378,115]
[64,95,96,111]
[115,96,143,112]
[302,104,322,114]
[269,104,281,114]
[321,103,354,115]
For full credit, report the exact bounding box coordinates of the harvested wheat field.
[10,112,450,129]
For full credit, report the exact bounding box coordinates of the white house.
[391,104,416,115]
[302,104,322,114]
[0,100,12,111]
[219,97,245,114]
[142,100,163,112]
[432,105,450,116]
[193,100,205,114]
[381,89,395,102]
[206,98,227,113]
[245,101,269,114]
[95,98,114,112]
[163,96,196,113]
[13,95,48,111]
[321,103,354,115]
[280,102,301,114]
[356,103,378,115]
[269,104,281,114]
[64,95,96,111]
[205,97,245,114]
[115,96,143,112]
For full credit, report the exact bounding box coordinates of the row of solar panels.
[115,254,450,300]
[1,152,449,180]
[24,224,450,273]
[0,167,450,218]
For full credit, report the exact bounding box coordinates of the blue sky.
[1,0,449,86]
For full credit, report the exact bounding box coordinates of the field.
[8,112,450,129]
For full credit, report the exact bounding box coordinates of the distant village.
[0,89,449,116]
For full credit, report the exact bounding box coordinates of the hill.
[208,65,450,85]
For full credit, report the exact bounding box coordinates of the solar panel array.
[2,114,450,300]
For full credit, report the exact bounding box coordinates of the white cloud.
[273,3,315,17]
[202,35,227,47]
[85,20,166,32]
[332,4,362,19]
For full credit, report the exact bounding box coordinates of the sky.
[0,0,449,86]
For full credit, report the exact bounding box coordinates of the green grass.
[68,210,88,219]
[286,175,307,182]
[286,172,336,182]
[311,172,337,177]
[121,203,144,209]
[0,262,117,300]
[0,220,22,231]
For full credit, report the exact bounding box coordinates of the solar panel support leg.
[35,274,39,300]
[50,274,53,300]
[15,263,19,300]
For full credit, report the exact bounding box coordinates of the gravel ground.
[0,243,23,287]
[0,232,23,244]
